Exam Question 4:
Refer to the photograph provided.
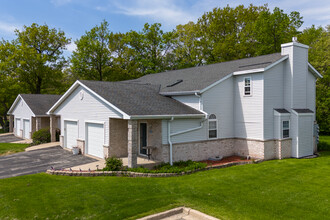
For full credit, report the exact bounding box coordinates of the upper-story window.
[244,77,251,96]
[208,114,217,139]
[282,120,290,138]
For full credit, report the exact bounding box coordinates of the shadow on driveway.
[0,146,97,179]
[0,134,23,143]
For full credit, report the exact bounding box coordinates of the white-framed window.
[282,120,290,138]
[208,114,217,139]
[244,77,251,96]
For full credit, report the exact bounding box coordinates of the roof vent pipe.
[292,37,297,42]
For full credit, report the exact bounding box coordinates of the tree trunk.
[36,76,42,94]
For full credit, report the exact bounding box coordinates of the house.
[47,40,322,167]
[7,94,61,140]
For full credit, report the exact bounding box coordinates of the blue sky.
[1,0,329,54]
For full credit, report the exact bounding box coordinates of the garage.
[23,119,30,139]
[65,120,78,149]
[86,122,104,158]
[16,118,21,137]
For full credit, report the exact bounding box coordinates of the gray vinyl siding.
[263,62,284,139]
[172,95,200,110]
[161,119,206,144]
[234,73,264,140]
[298,115,313,157]
[12,99,34,133]
[306,70,316,121]
[203,76,234,138]
[54,86,122,145]
[291,113,298,157]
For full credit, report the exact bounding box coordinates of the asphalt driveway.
[0,146,97,179]
[0,134,23,143]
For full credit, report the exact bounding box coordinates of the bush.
[318,141,330,151]
[32,128,51,145]
[128,160,207,174]
[103,157,123,171]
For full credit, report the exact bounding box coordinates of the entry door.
[23,119,30,139]
[65,121,78,149]
[140,123,147,155]
[16,119,21,136]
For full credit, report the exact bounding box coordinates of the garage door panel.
[23,120,30,139]
[65,121,78,149]
[16,119,21,136]
[86,123,104,158]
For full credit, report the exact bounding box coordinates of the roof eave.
[308,63,323,78]
[160,90,200,96]
[130,114,206,120]
[7,94,36,117]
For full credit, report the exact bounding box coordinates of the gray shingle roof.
[79,80,204,116]
[128,53,285,93]
[293,109,314,113]
[20,94,61,116]
[274,109,290,114]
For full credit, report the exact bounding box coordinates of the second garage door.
[86,123,104,158]
[23,119,30,139]
[16,118,21,137]
[65,120,78,149]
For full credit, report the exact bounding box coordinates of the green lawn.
[1,151,330,219]
[0,143,30,156]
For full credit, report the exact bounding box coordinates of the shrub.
[103,157,123,171]
[32,128,51,145]
[318,141,330,151]
[128,160,207,174]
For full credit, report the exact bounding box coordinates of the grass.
[0,143,30,156]
[318,135,330,151]
[1,150,330,219]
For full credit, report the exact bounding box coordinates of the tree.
[125,23,176,75]
[15,23,70,94]
[254,7,303,54]
[0,40,23,131]
[71,20,113,81]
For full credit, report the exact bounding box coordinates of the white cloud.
[0,21,21,36]
[111,0,197,27]
[50,0,72,7]
[66,41,77,52]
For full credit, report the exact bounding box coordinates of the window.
[208,114,217,139]
[244,77,251,95]
[282,121,290,138]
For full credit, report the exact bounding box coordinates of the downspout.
[168,115,207,165]
[194,92,202,110]
[168,117,174,165]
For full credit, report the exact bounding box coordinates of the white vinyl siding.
[12,98,34,137]
[54,86,122,145]
[162,119,205,144]
[203,76,234,138]
[263,62,284,139]
[86,123,104,158]
[172,95,200,110]
[297,115,313,157]
[306,70,316,121]
[234,73,264,139]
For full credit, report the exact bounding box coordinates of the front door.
[140,123,147,155]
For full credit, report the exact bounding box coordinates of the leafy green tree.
[126,23,176,75]
[0,40,24,131]
[254,7,303,54]
[71,20,113,81]
[15,23,70,94]
[307,26,330,134]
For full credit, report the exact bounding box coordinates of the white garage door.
[23,119,30,139]
[86,123,104,158]
[65,121,78,149]
[16,118,21,136]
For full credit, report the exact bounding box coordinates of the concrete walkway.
[25,142,60,151]
[68,156,161,171]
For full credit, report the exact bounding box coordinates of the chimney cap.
[292,37,298,42]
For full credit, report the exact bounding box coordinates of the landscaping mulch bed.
[201,156,252,167]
